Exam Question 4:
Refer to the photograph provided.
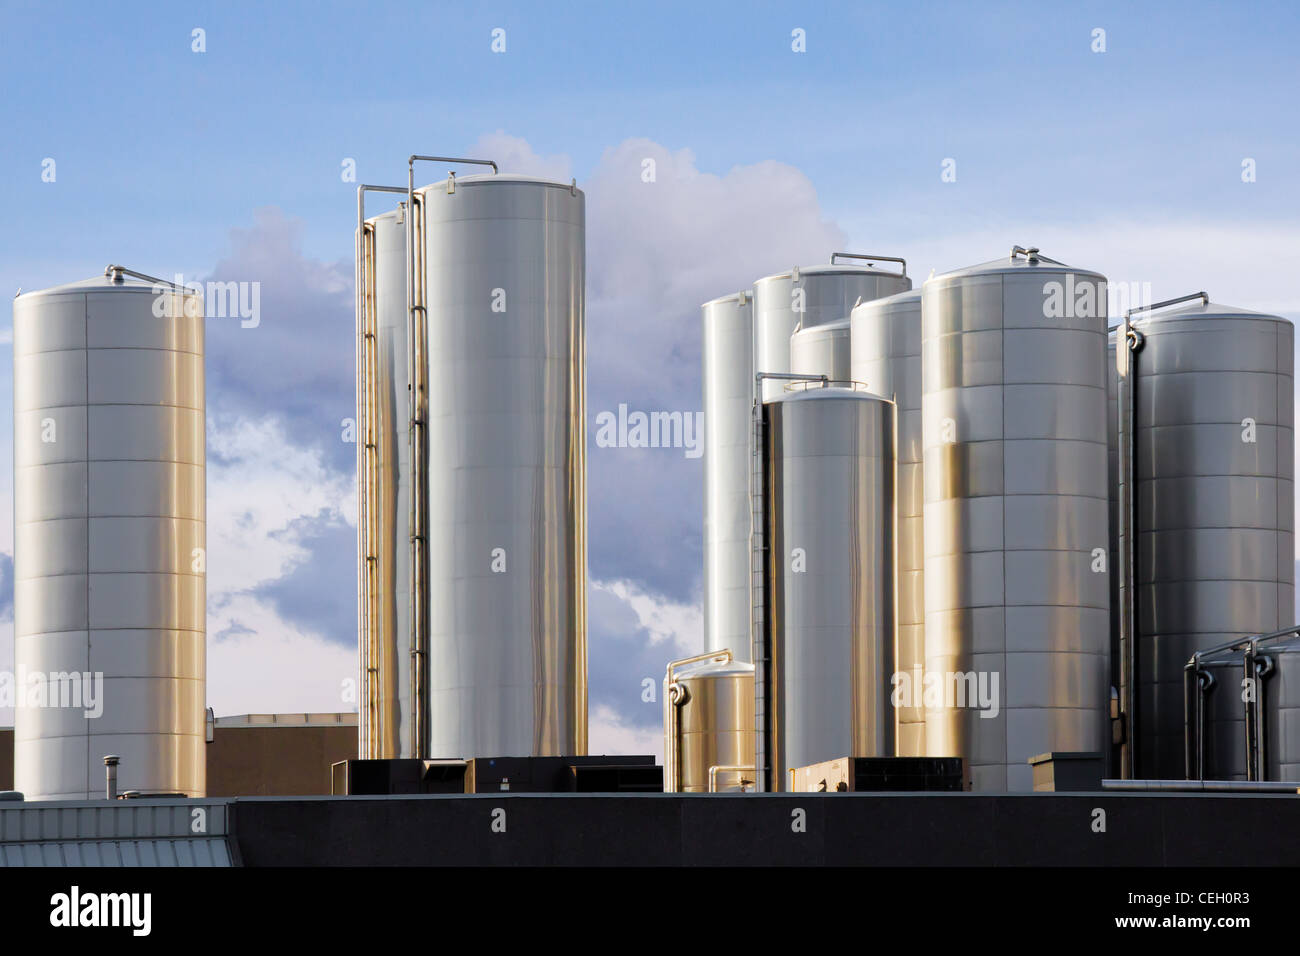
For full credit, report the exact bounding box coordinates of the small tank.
[663,652,756,792]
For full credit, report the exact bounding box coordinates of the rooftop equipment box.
[791,757,963,792]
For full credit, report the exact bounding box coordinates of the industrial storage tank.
[1185,629,1300,781]
[763,386,895,790]
[702,291,754,662]
[357,201,412,759]
[663,651,756,792]
[922,246,1110,792]
[12,267,206,799]
[1115,295,1294,779]
[851,288,925,756]
[358,161,587,761]
[753,254,910,401]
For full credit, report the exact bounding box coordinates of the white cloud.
[591,578,700,653]
[465,131,573,182]
[588,703,663,762]
[206,414,354,596]
[878,220,1300,317]
[207,593,355,716]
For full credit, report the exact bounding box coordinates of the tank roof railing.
[1125,291,1209,319]
[831,251,907,277]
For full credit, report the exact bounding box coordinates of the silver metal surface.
[702,291,754,661]
[12,273,206,800]
[752,261,911,401]
[764,387,896,790]
[851,288,925,755]
[416,173,586,758]
[663,651,755,792]
[1118,298,1294,779]
[921,250,1111,792]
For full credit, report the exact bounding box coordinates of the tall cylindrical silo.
[702,291,754,662]
[12,268,206,799]
[922,247,1110,792]
[851,288,925,756]
[418,172,586,759]
[753,257,911,401]
[358,204,412,758]
[1116,296,1294,779]
[764,386,895,790]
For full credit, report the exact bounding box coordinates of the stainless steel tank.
[358,203,412,758]
[753,255,911,401]
[1186,629,1300,781]
[663,651,756,792]
[921,246,1110,792]
[789,317,851,382]
[702,291,754,662]
[851,289,925,756]
[12,267,206,799]
[1116,296,1294,779]
[418,171,586,759]
[764,386,895,790]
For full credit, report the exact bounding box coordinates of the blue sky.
[1,0,1298,753]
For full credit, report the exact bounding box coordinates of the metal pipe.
[1102,778,1300,793]
[709,764,755,793]
[830,252,907,277]
[104,755,119,801]
[1125,291,1209,319]
[1182,626,1299,781]
[663,651,732,792]
[1116,321,1145,778]
[405,155,497,758]
[355,185,406,759]
[103,265,185,289]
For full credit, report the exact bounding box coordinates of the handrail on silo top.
[831,252,906,277]
[1125,291,1209,320]
[103,265,190,292]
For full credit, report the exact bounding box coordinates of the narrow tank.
[420,173,586,759]
[663,652,756,792]
[1186,630,1300,781]
[358,207,412,758]
[753,255,910,400]
[702,291,754,662]
[12,267,206,799]
[921,246,1110,792]
[764,386,895,790]
[1117,296,1294,778]
[851,288,925,756]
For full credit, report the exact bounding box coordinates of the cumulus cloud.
[589,704,663,762]
[207,592,356,716]
[204,414,359,714]
[582,139,850,600]
[203,208,355,473]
